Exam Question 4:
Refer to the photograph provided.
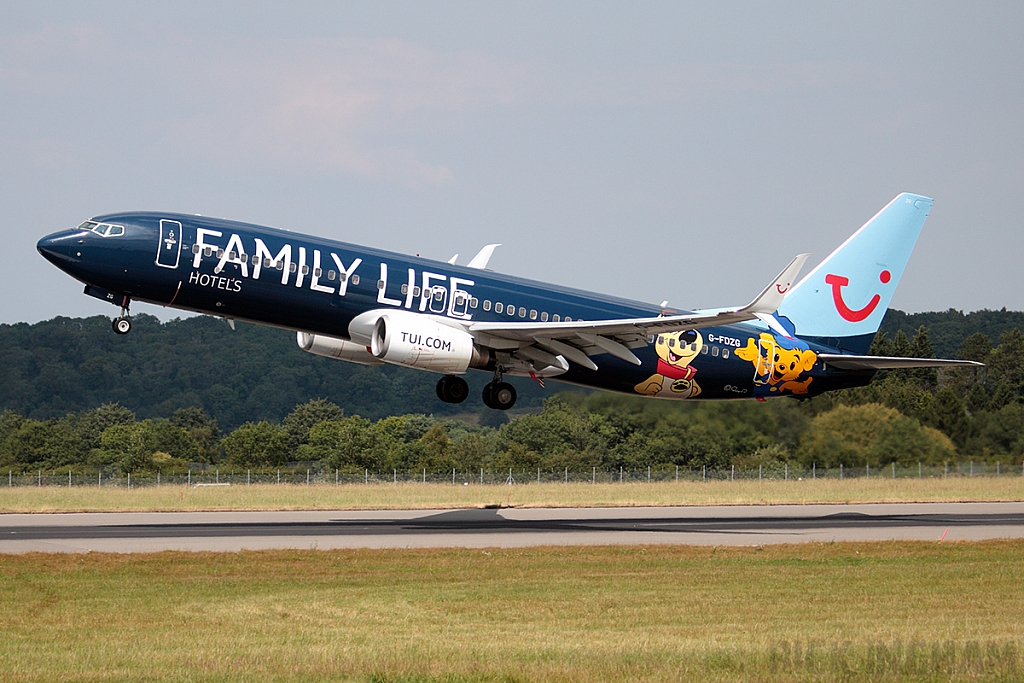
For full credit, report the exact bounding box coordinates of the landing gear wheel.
[483,381,517,410]
[112,317,132,335]
[436,375,469,404]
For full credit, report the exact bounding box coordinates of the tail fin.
[776,193,933,354]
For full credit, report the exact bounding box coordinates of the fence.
[5,461,1024,489]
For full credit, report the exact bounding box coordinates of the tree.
[221,421,289,467]
[98,423,158,473]
[171,407,220,462]
[282,399,344,451]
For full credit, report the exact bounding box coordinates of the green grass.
[1,477,1023,513]
[1,541,1023,682]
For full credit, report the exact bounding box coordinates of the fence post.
[306,469,310,485]
[647,466,651,483]
[127,472,130,490]
[785,463,788,481]
[278,469,281,485]
[99,471,102,487]
[945,461,948,479]
[678,465,681,483]
[453,468,456,485]
[840,464,843,480]
[393,468,397,483]
[481,468,484,485]
[247,469,250,486]
[970,461,974,477]
[813,463,815,479]
[69,470,72,488]
[892,462,896,478]
[424,468,426,483]
[731,465,734,481]
[593,466,596,484]
[9,470,11,487]
[365,468,368,484]
[759,464,762,482]
[702,465,705,483]
[997,461,1001,476]
[919,462,922,478]
[336,469,339,485]
[216,469,219,484]
[157,470,160,487]
[566,467,569,484]
[188,470,191,487]
[620,466,623,483]
[538,468,540,484]
[866,464,869,478]
[38,470,41,487]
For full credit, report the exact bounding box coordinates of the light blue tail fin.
[776,193,933,354]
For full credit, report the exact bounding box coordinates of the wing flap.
[819,354,984,370]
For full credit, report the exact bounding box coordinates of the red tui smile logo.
[825,270,891,322]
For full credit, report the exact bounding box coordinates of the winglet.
[447,254,459,265]
[742,253,810,315]
[467,244,501,269]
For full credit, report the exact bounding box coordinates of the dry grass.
[0,477,1023,513]
[1,541,1022,682]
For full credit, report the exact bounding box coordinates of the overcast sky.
[3,2,1022,324]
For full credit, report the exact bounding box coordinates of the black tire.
[491,382,517,410]
[437,376,469,404]
[446,376,469,403]
[112,317,131,335]
[481,382,497,409]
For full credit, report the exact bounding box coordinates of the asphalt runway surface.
[2,502,1024,553]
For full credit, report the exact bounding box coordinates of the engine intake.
[370,312,483,374]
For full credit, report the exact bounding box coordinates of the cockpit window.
[84,222,126,237]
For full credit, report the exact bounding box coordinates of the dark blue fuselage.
[38,212,874,401]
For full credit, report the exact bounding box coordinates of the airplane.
[36,193,981,410]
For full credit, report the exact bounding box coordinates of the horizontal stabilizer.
[819,354,984,371]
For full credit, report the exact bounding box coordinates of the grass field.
[1,477,1023,513]
[0,541,1021,682]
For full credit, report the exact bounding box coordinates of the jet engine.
[296,331,383,366]
[369,311,486,374]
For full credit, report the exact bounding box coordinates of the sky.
[2,1,1022,324]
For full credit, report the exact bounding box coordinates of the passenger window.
[301,265,310,275]
[470,298,479,309]
[413,286,421,296]
[313,268,321,277]
[289,263,297,273]
[204,247,214,257]
[564,317,572,322]
[193,244,200,254]
[529,309,538,320]
[541,312,548,322]
[350,275,360,285]
[328,270,336,281]
[401,284,408,295]
[276,262,284,271]
[723,348,730,359]
[712,347,719,357]
[250,255,258,265]
[484,300,492,311]
[263,258,272,267]
[495,303,503,313]
[701,345,709,354]
[508,305,516,316]
[552,314,560,322]
[216,249,224,259]
[339,272,347,281]
[377,280,385,290]
[434,288,444,301]
[518,307,526,318]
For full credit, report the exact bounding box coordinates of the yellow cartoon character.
[634,330,703,399]
[736,332,816,395]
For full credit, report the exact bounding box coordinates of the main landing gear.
[112,301,132,335]
[436,375,470,404]
[482,366,517,411]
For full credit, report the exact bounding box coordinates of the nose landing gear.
[112,300,132,335]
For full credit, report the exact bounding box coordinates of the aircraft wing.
[818,355,985,370]
[466,254,809,371]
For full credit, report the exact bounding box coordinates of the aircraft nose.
[37,230,80,265]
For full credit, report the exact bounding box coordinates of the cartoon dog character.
[736,332,816,395]
[634,330,703,399]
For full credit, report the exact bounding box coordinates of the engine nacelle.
[369,311,480,374]
[296,331,383,366]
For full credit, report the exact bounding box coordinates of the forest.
[1,309,1023,475]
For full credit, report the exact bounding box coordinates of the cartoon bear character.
[634,330,703,399]
[735,332,816,395]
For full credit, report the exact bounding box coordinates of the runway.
[3,501,1024,553]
